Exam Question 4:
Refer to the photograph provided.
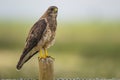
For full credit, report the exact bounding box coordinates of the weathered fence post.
[38,57,54,80]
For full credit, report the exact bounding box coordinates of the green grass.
[0,20,120,78]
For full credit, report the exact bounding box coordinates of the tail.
[16,51,38,70]
[16,61,23,70]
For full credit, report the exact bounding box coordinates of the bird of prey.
[16,6,58,70]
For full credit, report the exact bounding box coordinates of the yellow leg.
[39,49,46,58]
[44,48,48,57]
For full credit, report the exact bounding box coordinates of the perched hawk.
[16,6,58,70]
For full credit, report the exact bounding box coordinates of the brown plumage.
[16,6,58,70]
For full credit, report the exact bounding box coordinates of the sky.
[0,0,120,20]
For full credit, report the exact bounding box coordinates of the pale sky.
[0,0,120,20]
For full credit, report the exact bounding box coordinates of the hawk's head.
[42,6,58,18]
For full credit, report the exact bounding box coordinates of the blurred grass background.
[0,19,120,78]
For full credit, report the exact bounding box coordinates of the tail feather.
[16,51,38,70]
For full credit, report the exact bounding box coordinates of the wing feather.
[16,19,47,70]
[23,19,47,55]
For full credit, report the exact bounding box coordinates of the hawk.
[16,6,58,70]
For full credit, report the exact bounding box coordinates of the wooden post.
[38,57,54,80]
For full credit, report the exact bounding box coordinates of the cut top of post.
[38,57,55,80]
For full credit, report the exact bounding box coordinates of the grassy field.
[0,20,120,78]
